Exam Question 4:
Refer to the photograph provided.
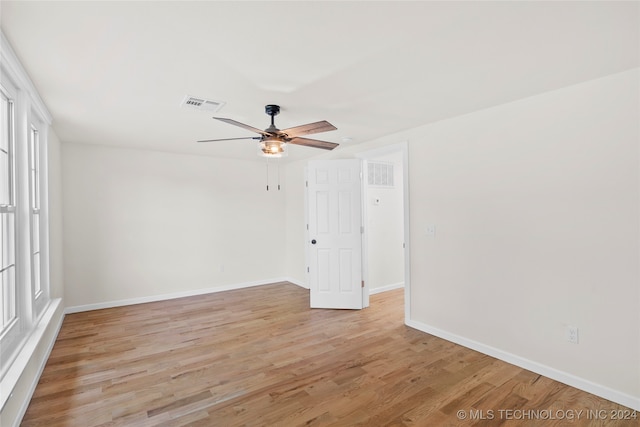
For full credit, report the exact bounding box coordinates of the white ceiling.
[1,1,638,162]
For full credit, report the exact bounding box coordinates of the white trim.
[355,141,411,321]
[405,318,640,412]
[0,32,51,125]
[12,300,63,427]
[369,282,404,295]
[64,278,302,314]
[304,166,310,291]
[360,159,370,308]
[400,142,411,324]
[0,32,57,427]
[284,277,307,289]
[0,298,62,413]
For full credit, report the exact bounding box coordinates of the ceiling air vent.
[181,95,225,112]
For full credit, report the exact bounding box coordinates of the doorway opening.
[357,142,410,321]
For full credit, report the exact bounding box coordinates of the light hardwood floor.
[22,283,638,426]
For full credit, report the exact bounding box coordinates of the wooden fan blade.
[280,120,337,138]
[289,137,339,150]
[197,137,260,143]
[213,117,270,136]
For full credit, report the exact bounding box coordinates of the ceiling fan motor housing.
[264,105,281,133]
[265,104,280,117]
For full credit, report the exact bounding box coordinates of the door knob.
[311,239,317,244]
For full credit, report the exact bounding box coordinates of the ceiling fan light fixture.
[259,138,287,158]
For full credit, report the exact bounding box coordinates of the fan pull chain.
[264,158,282,191]
[266,158,270,191]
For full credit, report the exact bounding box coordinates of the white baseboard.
[405,318,640,412]
[282,277,308,289]
[369,282,404,295]
[64,277,301,314]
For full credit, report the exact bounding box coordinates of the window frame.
[0,42,52,387]
[29,123,42,301]
[0,79,23,375]
[28,111,49,319]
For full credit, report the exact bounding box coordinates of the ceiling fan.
[198,105,339,157]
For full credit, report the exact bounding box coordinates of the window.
[30,125,42,299]
[0,87,16,337]
[0,41,52,386]
[0,32,54,411]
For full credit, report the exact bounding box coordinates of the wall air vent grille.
[181,95,225,112]
[368,162,394,187]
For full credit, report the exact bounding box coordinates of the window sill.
[0,298,63,412]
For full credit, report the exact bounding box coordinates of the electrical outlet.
[566,325,579,344]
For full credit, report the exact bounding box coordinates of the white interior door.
[307,159,363,309]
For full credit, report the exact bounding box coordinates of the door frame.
[356,141,411,322]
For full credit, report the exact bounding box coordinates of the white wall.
[284,68,640,409]
[62,143,287,309]
[365,151,404,291]
[407,69,639,405]
[283,161,308,287]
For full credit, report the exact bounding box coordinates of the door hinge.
[306,224,309,230]
[307,267,310,273]
[360,225,364,234]
[306,180,308,187]
[361,280,365,288]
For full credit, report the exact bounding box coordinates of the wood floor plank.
[21,282,639,426]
